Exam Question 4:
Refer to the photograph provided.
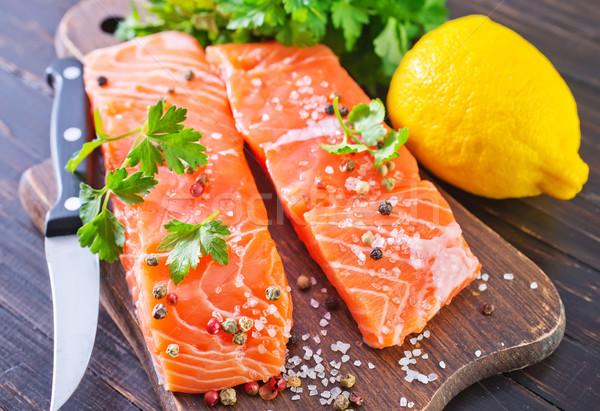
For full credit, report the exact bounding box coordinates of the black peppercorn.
[324,104,335,115]
[370,247,383,260]
[378,200,393,216]
[339,106,349,116]
[97,76,108,87]
[376,141,384,149]
[326,295,339,310]
[288,330,298,344]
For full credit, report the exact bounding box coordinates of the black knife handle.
[45,58,91,237]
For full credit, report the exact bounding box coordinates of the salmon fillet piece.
[83,32,292,392]
[206,43,480,348]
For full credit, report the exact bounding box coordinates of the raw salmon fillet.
[207,43,480,348]
[83,32,292,393]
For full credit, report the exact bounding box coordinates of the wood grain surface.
[2,0,598,410]
[17,0,568,409]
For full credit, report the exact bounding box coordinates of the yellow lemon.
[387,15,588,199]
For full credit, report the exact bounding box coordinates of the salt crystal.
[310,298,320,308]
[318,372,325,379]
[290,386,297,393]
[315,363,325,373]
[331,369,339,376]
[412,349,422,356]
[341,355,350,362]
[404,375,414,383]
[400,397,407,406]
[478,283,487,291]
[321,287,327,293]
[310,390,318,396]
[321,329,327,336]
[324,312,331,320]
[410,337,418,345]
[330,376,336,383]
[314,355,323,364]
[417,334,423,341]
[320,319,329,327]
[428,373,438,381]
[251,78,262,86]
[368,362,375,369]
[475,350,482,357]
[399,358,410,366]
[439,361,446,369]
[291,394,300,401]
[319,398,327,405]
[321,391,331,398]
[408,402,414,408]
[261,113,270,121]
[422,354,429,359]
[482,273,489,281]
[423,330,431,338]
[404,350,412,358]
[313,335,321,344]
[337,342,351,354]
[530,281,538,289]
[417,374,429,384]
[504,273,514,280]
[409,359,417,364]
[308,384,317,390]
[302,333,310,341]
[325,166,334,174]
[331,387,342,396]
[354,360,362,366]
[321,378,328,387]
[311,276,317,285]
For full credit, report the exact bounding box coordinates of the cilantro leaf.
[158,212,230,284]
[106,168,158,205]
[126,138,164,177]
[153,128,207,174]
[347,99,387,146]
[77,208,125,262]
[78,183,105,225]
[331,0,370,50]
[373,128,409,166]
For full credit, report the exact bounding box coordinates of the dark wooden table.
[0,0,598,410]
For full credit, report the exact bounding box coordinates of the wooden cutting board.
[20,0,565,409]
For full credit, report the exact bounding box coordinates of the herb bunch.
[321,96,409,166]
[68,100,230,284]
[116,0,448,92]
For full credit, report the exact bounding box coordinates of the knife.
[45,58,100,411]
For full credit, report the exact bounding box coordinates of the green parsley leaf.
[126,138,164,177]
[152,128,207,174]
[320,141,369,155]
[158,211,231,284]
[331,0,370,50]
[66,139,104,172]
[373,17,404,77]
[77,208,125,263]
[106,168,158,205]
[78,183,105,225]
[373,128,409,166]
[146,100,187,135]
[347,99,387,146]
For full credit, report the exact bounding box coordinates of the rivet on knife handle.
[45,58,91,237]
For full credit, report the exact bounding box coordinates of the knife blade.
[44,58,99,411]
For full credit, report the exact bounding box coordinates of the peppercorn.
[297,275,311,290]
[288,330,298,344]
[244,381,259,396]
[349,392,364,407]
[266,286,281,301]
[339,106,350,116]
[385,161,395,171]
[370,247,383,261]
[204,390,219,406]
[184,165,194,174]
[232,331,248,345]
[152,283,167,299]
[288,376,301,387]
[146,254,160,267]
[333,394,350,410]
[355,181,370,195]
[345,159,356,172]
[361,231,375,246]
[376,141,384,150]
[481,303,495,315]
[184,69,195,81]
[324,104,335,115]
[152,304,167,320]
[222,318,239,334]
[381,177,396,191]
[377,164,388,176]
[259,383,278,400]
[166,343,179,357]
[239,316,254,332]
[166,293,178,305]
[167,87,175,94]
[326,295,340,310]
[97,76,108,87]
[378,200,393,216]
[340,373,356,388]
[269,374,286,391]
[196,172,209,185]
[190,183,205,197]
[206,317,221,335]
[219,388,236,406]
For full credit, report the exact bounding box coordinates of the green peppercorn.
[361,231,375,245]
[232,331,248,345]
[239,316,254,332]
[297,275,311,290]
[333,394,350,410]
[341,159,355,173]
[385,161,396,171]
[355,181,370,195]
[152,304,167,320]
[340,373,356,388]
[166,344,179,357]
[266,286,281,301]
[146,254,160,267]
[222,318,239,334]
[220,388,237,406]
[152,283,167,299]
[288,376,301,387]
[184,69,195,81]
[381,177,395,191]
[376,164,388,176]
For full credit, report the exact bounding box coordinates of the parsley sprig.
[158,210,231,284]
[68,100,230,283]
[321,96,409,166]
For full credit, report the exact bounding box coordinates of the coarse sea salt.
[321,287,327,293]
[439,361,446,369]
[504,273,514,280]
[321,329,328,336]
[408,402,414,408]
[341,355,350,362]
[291,394,300,401]
[482,273,489,281]
[319,319,329,327]
[478,283,488,292]
[475,350,482,357]
[354,360,362,366]
[423,330,431,338]
[313,335,321,344]
[311,276,317,285]
[368,362,375,369]
[422,354,429,359]
[324,312,331,320]
[410,337,418,345]
[310,298,320,308]
[530,281,538,289]
[400,397,407,406]
[302,333,310,341]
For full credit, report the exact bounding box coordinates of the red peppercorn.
[166,293,178,305]
[190,183,205,197]
[269,374,286,391]
[244,381,259,396]
[481,303,495,315]
[350,392,365,407]
[206,318,221,335]
[204,390,219,406]
[259,383,278,400]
